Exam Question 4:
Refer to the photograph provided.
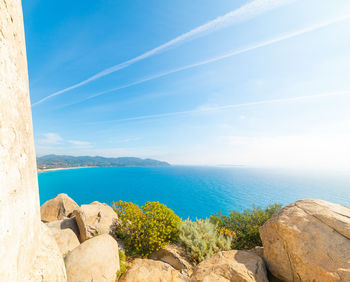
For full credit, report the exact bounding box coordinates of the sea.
[38,166,350,219]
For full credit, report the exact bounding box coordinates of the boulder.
[28,223,67,281]
[46,218,80,240]
[190,250,268,282]
[64,234,119,282]
[49,228,80,257]
[260,199,350,282]
[120,259,188,282]
[149,244,194,276]
[73,201,118,242]
[41,194,79,222]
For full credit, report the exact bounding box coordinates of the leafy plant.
[113,201,181,256]
[211,203,282,250]
[178,218,233,263]
[116,250,128,281]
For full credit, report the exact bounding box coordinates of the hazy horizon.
[24,0,350,170]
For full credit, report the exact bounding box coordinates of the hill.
[37,154,170,169]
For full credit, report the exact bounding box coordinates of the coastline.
[37,166,96,173]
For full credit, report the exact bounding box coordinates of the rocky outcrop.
[260,199,350,282]
[64,234,119,282]
[149,244,194,276]
[190,250,268,282]
[41,193,79,222]
[46,218,80,240]
[121,259,188,282]
[73,201,118,242]
[49,228,80,257]
[28,223,67,281]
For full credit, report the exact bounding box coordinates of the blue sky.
[23,0,350,169]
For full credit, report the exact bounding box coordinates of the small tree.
[211,203,282,249]
[113,201,181,256]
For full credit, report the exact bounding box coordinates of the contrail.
[63,13,350,107]
[32,0,296,106]
[90,91,350,124]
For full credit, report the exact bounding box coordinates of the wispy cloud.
[91,90,350,124]
[68,140,91,146]
[39,133,63,144]
[64,13,350,107]
[32,0,297,106]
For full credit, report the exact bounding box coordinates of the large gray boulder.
[190,250,268,282]
[73,201,118,242]
[260,199,350,282]
[49,228,80,257]
[121,259,188,282]
[41,194,79,222]
[64,234,119,282]
[46,218,80,240]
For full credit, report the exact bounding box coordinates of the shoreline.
[37,166,96,173]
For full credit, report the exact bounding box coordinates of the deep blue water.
[38,166,350,219]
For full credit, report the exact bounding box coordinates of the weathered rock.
[41,193,79,222]
[248,246,264,259]
[73,201,118,242]
[260,199,350,282]
[149,244,194,276]
[64,234,119,282]
[190,250,268,282]
[49,228,80,257]
[29,223,67,281]
[121,259,188,282]
[46,218,80,240]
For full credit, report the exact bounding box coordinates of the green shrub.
[113,201,181,256]
[178,218,233,263]
[211,203,282,250]
[116,250,128,281]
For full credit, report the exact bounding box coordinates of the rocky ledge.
[40,195,350,281]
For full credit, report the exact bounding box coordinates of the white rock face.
[0,0,42,280]
[28,223,67,281]
[64,234,120,282]
[260,199,350,282]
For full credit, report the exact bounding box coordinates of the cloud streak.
[65,13,350,107]
[92,90,350,124]
[32,0,296,106]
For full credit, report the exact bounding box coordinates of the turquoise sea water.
[38,166,350,219]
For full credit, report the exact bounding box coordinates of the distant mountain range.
[37,154,170,169]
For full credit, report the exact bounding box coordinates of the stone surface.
[260,199,350,282]
[49,228,80,257]
[190,250,268,282]
[46,218,80,240]
[73,201,118,242]
[41,193,79,222]
[0,0,42,279]
[121,259,188,282]
[28,223,67,281]
[64,234,119,282]
[149,244,194,276]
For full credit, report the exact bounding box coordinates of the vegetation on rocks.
[113,201,181,256]
[210,203,282,249]
[116,250,128,281]
[178,218,234,263]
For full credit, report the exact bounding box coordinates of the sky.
[23,0,350,170]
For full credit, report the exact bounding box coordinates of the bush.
[178,218,234,263]
[211,203,282,250]
[116,250,128,281]
[113,201,181,256]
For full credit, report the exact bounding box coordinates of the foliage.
[116,250,128,281]
[113,201,181,256]
[211,203,282,250]
[178,218,234,263]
